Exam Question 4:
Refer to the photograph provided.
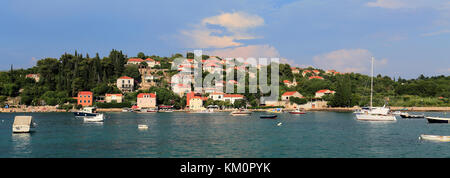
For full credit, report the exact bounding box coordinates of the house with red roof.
[283,78,297,87]
[77,91,93,106]
[25,74,40,82]
[127,58,144,65]
[137,93,156,108]
[302,70,312,77]
[208,92,244,104]
[309,76,324,80]
[145,58,160,67]
[312,70,321,75]
[116,76,134,93]
[291,67,300,74]
[315,89,336,98]
[281,91,304,101]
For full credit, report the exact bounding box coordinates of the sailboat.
[355,57,396,121]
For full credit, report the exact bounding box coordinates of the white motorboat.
[230,109,252,116]
[83,113,104,122]
[419,134,450,142]
[355,57,396,122]
[12,116,35,133]
[138,125,148,129]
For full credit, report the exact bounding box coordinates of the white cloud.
[313,49,388,74]
[206,44,279,59]
[178,12,264,48]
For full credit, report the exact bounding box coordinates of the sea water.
[0,111,449,158]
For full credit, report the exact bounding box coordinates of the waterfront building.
[302,70,312,77]
[315,89,336,98]
[117,76,134,93]
[105,94,123,103]
[208,92,244,104]
[189,97,204,110]
[25,74,40,82]
[137,93,156,108]
[77,91,93,107]
[282,91,304,101]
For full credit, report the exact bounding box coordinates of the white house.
[117,76,134,93]
[315,89,336,98]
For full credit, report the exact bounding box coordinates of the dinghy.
[426,117,450,124]
[260,115,277,119]
[83,114,104,122]
[419,134,450,142]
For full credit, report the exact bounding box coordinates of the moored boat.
[354,57,396,122]
[400,113,425,119]
[260,114,278,119]
[289,108,306,114]
[74,107,98,117]
[83,113,104,122]
[419,134,450,142]
[230,109,252,116]
[426,117,450,124]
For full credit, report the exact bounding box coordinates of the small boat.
[122,108,133,112]
[426,117,450,124]
[138,108,158,113]
[391,111,407,115]
[189,108,215,113]
[74,107,98,117]
[419,134,450,142]
[260,114,277,119]
[83,114,104,122]
[400,113,425,119]
[289,108,306,114]
[230,109,252,116]
[138,125,148,129]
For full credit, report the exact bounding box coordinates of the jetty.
[12,116,33,133]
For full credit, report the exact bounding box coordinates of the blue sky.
[1,0,449,78]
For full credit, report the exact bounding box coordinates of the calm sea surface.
[1,111,449,158]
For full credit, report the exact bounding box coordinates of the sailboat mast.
[370,57,374,109]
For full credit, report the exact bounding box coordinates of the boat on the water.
[138,108,158,113]
[230,109,252,116]
[426,117,450,123]
[122,108,133,112]
[260,114,278,119]
[189,108,215,113]
[391,111,407,115]
[74,107,98,117]
[355,57,396,122]
[138,124,148,129]
[419,134,450,142]
[83,113,104,122]
[400,113,425,119]
[289,108,306,114]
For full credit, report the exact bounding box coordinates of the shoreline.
[1,106,449,113]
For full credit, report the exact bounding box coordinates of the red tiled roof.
[309,76,324,80]
[137,93,156,98]
[119,76,133,79]
[283,80,290,83]
[145,58,155,62]
[78,91,93,95]
[128,58,144,62]
[316,89,335,93]
[105,94,123,97]
[224,94,244,98]
[282,91,298,96]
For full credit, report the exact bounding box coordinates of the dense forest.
[0,49,449,108]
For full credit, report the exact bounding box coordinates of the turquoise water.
[1,111,450,158]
